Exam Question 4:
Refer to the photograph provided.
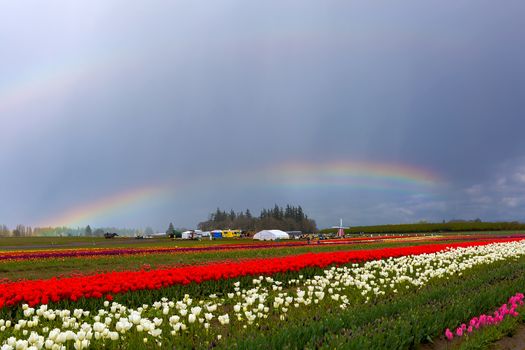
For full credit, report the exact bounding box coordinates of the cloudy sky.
[1,1,524,230]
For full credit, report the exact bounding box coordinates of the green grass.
[0,236,256,250]
[320,220,525,234]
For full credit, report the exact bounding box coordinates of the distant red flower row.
[3,234,522,262]
[0,236,412,261]
[0,243,298,261]
[0,238,522,309]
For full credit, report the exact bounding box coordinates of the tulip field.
[2,235,525,349]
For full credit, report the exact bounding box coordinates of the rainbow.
[257,160,440,190]
[40,184,172,228]
[0,65,83,113]
[39,160,441,227]
[0,53,122,114]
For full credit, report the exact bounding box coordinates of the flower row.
[445,292,524,340]
[0,238,522,309]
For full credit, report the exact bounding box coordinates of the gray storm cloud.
[1,1,524,229]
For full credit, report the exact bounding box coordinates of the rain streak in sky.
[1,1,525,230]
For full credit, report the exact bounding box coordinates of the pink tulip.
[445,292,524,341]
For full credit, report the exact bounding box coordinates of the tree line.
[197,205,317,232]
[0,224,36,237]
[320,220,525,235]
[0,225,149,237]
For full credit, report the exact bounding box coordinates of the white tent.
[181,230,199,239]
[253,230,290,241]
[181,230,207,240]
[181,231,193,239]
[198,231,212,240]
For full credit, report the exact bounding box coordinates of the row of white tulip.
[2,240,525,349]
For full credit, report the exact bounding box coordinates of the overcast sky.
[1,1,525,230]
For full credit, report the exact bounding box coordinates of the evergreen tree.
[84,225,92,237]
[285,205,292,219]
[166,222,175,235]
[273,204,280,219]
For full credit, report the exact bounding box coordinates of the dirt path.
[491,324,525,350]
[418,336,452,350]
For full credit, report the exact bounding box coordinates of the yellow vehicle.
[222,229,242,238]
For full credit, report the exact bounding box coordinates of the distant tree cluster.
[198,205,317,233]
